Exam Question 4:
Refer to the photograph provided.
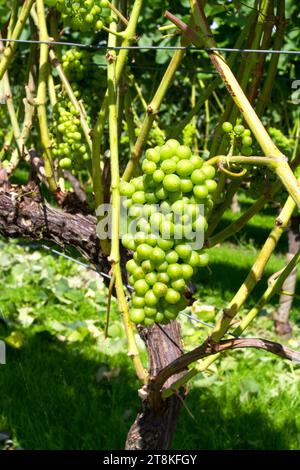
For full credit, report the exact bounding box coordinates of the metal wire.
[21,242,239,337]
[0,37,300,55]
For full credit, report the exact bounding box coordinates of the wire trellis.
[0,37,300,55]
[19,242,239,338]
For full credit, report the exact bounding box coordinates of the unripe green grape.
[155,186,168,200]
[146,148,160,163]
[191,169,205,184]
[153,282,168,297]
[142,159,157,174]
[144,290,159,306]
[157,238,174,251]
[181,264,194,280]
[157,261,169,273]
[120,181,135,197]
[160,145,174,160]
[205,179,218,193]
[160,220,174,238]
[175,243,192,260]
[190,155,203,169]
[199,252,209,267]
[187,251,200,267]
[161,159,177,174]
[145,193,158,204]
[165,308,178,320]
[59,157,72,169]
[150,212,164,230]
[136,243,153,260]
[126,259,139,274]
[145,306,157,317]
[242,136,253,147]
[242,129,251,137]
[166,138,180,150]
[130,308,145,324]
[193,185,209,199]
[146,234,157,247]
[132,176,144,191]
[165,288,181,304]
[241,145,253,156]
[180,179,193,193]
[150,246,165,264]
[176,160,194,176]
[222,121,233,133]
[131,296,145,308]
[153,169,165,183]
[144,318,155,327]
[176,145,191,159]
[167,264,183,280]
[171,278,186,292]
[129,205,143,219]
[145,272,157,286]
[202,164,216,179]
[156,312,165,322]
[132,191,146,204]
[234,124,245,135]
[157,272,170,284]
[165,250,179,264]
[134,279,149,296]
[163,174,181,192]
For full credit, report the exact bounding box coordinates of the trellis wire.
[20,242,239,338]
[0,37,300,55]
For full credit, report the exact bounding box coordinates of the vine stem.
[107,13,120,265]
[92,0,144,255]
[122,47,186,181]
[35,0,57,193]
[0,0,35,81]
[114,264,148,383]
[107,5,147,383]
[206,154,300,209]
[169,8,254,139]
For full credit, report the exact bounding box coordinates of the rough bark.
[274,215,300,336]
[0,181,109,272]
[125,321,186,450]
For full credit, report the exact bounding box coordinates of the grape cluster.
[269,127,292,156]
[222,121,253,156]
[46,0,111,32]
[61,49,90,82]
[120,139,217,326]
[51,92,90,170]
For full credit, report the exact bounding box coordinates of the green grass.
[0,206,300,450]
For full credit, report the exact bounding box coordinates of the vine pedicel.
[120,139,217,326]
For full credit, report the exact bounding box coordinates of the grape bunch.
[61,49,90,82]
[46,0,112,32]
[51,92,90,170]
[222,120,254,156]
[120,139,217,326]
[269,127,293,157]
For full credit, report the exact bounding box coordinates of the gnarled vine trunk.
[125,321,185,450]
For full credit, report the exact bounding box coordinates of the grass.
[0,202,300,450]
